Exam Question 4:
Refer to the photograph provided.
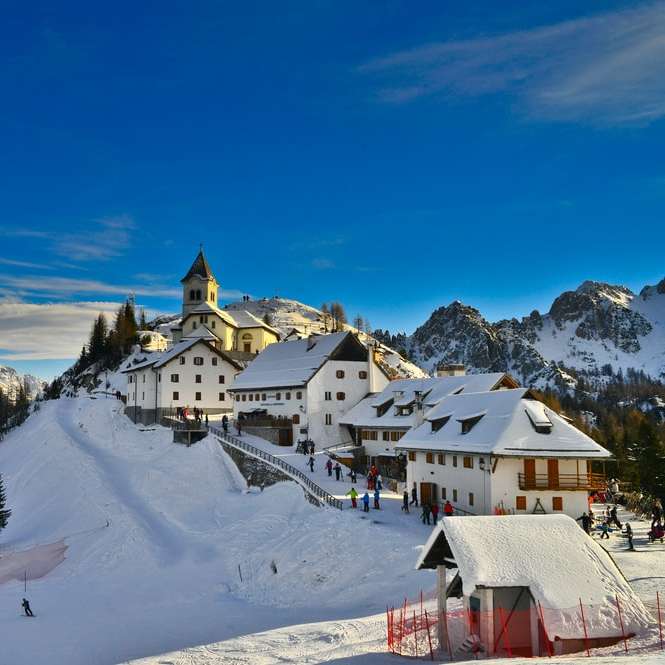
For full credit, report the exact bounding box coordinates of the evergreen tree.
[139,308,148,330]
[0,473,11,530]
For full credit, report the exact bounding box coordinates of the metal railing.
[518,472,606,491]
[208,425,343,510]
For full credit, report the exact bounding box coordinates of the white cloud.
[0,258,53,270]
[55,214,135,261]
[0,301,122,360]
[359,2,665,125]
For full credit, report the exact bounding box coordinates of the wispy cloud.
[0,258,53,270]
[55,214,135,261]
[0,274,180,299]
[359,2,665,125]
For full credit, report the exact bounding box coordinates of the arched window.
[211,292,215,302]
[195,289,202,300]
[242,333,253,340]
[189,289,195,300]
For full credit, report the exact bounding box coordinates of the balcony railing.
[518,472,606,491]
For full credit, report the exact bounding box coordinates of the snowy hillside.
[0,364,44,400]
[405,278,665,390]
[0,396,430,665]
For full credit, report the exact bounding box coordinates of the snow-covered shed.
[417,514,651,656]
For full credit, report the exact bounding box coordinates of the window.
[452,489,458,502]
[249,394,254,401]
[452,455,458,467]
[408,451,416,461]
[382,431,390,441]
[255,394,260,401]
[463,456,473,469]
[195,289,201,299]
[276,392,281,401]
[296,391,302,399]
[241,394,246,401]
[195,374,202,384]
[242,333,252,340]
[437,454,445,465]
[211,320,216,329]
[431,415,451,433]
[158,374,161,382]
[199,315,204,323]
[469,492,474,506]
[142,392,144,400]
[324,391,332,401]
[194,357,204,366]
[292,414,300,425]
[286,392,291,400]
[325,413,332,425]
[235,395,240,402]
[179,356,186,365]
[336,370,345,379]
[211,292,215,302]
[142,374,145,383]
[192,321,197,329]
[170,374,179,383]
[359,371,368,379]
[336,392,345,401]
[219,375,225,384]
[441,487,447,500]
[370,430,378,440]
[129,375,133,383]
[552,497,563,512]
[173,391,179,401]
[262,393,267,401]
[516,496,527,510]
[189,290,195,300]
[390,431,403,442]
[426,452,434,464]
[218,393,225,401]
[460,414,484,434]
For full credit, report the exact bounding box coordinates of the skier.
[431,502,440,525]
[402,490,410,513]
[576,512,592,535]
[21,598,34,617]
[308,456,315,472]
[350,469,357,484]
[609,505,621,529]
[625,522,635,551]
[362,492,370,513]
[373,488,381,510]
[410,486,418,507]
[326,459,333,477]
[599,520,610,539]
[309,441,315,455]
[443,500,454,517]
[222,415,228,433]
[334,462,342,481]
[346,487,358,509]
[421,504,431,525]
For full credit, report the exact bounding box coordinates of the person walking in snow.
[599,520,610,539]
[609,505,621,529]
[402,490,410,513]
[346,487,358,509]
[373,488,381,510]
[410,486,418,507]
[421,504,431,525]
[625,522,635,551]
[21,598,33,617]
[309,441,315,455]
[362,492,370,513]
[350,469,357,484]
[577,512,592,535]
[222,415,228,433]
[308,456,315,472]
[443,500,454,517]
[431,502,440,525]
[205,413,209,426]
[236,420,242,436]
[334,462,342,481]
[376,474,383,491]
[326,459,333,476]
[651,501,663,528]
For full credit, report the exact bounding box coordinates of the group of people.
[325,458,344,481]
[175,406,208,425]
[345,486,381,511]
[366,465,382,491]
[577,503,622,538]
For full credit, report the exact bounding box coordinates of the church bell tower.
[180,248,219,318]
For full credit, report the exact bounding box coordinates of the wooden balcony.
[518,472,606,491]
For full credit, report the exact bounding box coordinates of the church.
[171,249,280,353]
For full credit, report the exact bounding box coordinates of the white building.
[228,332,390,447]
[340,372,518,475]
[122,336,248,425]
[396,388,611,518]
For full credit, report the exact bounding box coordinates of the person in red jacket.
[431,502,440,525]
[443,500,454,517]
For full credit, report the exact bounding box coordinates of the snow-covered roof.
[415,514,651,638]
[183,325,220,342]
[184,303,280,335]
[396,388,611,458]
[230,332,362,390]
[339,373,515,429]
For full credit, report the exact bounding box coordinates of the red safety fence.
[387,591,665,660]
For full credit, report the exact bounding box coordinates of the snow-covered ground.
[1,396,664,665]
[0,397,432,665]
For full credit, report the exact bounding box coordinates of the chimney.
[413,390,425,428]
[307,334,317,351]
[436,363,466,377]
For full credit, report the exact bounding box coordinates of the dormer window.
[431,415,451,433]
[524,400,553,434]
[459,414,484,434]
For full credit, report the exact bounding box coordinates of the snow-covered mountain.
[0,365,44,401]
[405,278,665,390]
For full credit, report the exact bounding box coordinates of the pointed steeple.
[181,248,215,283]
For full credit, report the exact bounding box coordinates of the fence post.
[658,591,664,651]
[615,594,628,653]
[579,599,590,657]
[424,609,434,661]
[537,601,553,657]
[386,606,392,653]
[444,608,453,661]
[414,609,419,657]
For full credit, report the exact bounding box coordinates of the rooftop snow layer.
[397,388,611,458]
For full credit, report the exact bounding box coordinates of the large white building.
[340,372,518,475]
[396,388,611,519]
[122,336,248,425]
[228,331,390,447]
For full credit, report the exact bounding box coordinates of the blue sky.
[2,0,665,379]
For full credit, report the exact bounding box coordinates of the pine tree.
[139,308,148,330]
[0,473,11,530]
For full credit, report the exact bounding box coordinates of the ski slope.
[0,397,431,665]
